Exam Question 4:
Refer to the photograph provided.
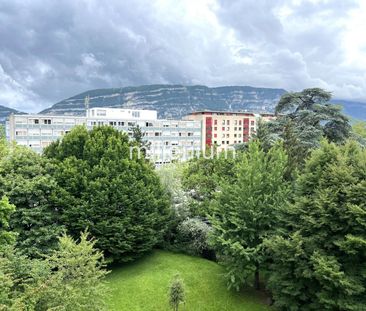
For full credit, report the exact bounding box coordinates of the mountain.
[331,99,366,121]
[0,105,26,124]
[40,85,286,118]
[39,85,366,121]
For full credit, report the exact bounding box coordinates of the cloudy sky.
[0,0,366,112]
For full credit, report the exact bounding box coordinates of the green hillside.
[107,250,270,311]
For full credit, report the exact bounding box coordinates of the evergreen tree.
[168,274,185,311]
[210,141,289,290]
[265,140,366,310]
[261,88,351,174]
[44,126,170,262]
[36,231,108,311]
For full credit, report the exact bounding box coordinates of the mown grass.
[107,250,270,311]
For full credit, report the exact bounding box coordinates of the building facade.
[7,108,202,164]
[184,111,276,151]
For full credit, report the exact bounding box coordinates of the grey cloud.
[0,0,365,112]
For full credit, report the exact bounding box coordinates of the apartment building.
[6,107,202,164]
[184,111,275,151]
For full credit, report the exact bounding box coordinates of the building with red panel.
[184,111,275,151]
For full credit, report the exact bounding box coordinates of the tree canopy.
[265,140,366,310]
[44,125,171,262]
[210,141,289,290]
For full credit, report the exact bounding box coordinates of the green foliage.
[37,231,108,311]
[176,218,212,257]
[0,146,64,257]
[168,274,185,311]
[210,141,289,290]
[182,150,237,216]
[265,140,366,310]
[261,88,351,175]
[44,126,170,262]
[0,196,16,251]
[0,231,108,311]
[130,124,151,156]
[352,120,366,138]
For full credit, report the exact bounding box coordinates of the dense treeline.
[0,88,365,310]
[178,88,365,310]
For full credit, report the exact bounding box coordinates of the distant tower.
[84,95,90,117]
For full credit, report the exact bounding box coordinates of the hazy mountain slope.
[332,99,366,121]
[0,105,26,124]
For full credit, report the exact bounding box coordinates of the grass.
[107,250,270,311]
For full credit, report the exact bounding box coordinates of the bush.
[176,218,213,258]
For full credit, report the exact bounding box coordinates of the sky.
[0,0,366,112]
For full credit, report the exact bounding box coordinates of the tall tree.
[265,140,366,310]
[44,126,170,262]
[261,88,351,175]
[0,146,64,257]
[210,141,289,290]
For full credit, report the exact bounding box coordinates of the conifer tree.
[168,274,185,311]
[265,140,366,310]
[210,141,289,290]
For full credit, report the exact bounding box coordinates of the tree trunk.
[254,266,260,290]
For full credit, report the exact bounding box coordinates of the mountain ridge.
[39,84,287,119]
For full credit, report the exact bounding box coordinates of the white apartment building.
[6,108,202,164]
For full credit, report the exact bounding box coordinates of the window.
[222,141,225,145]
[222,120,225,125]
[222,127,225,131]
[118,121,124,126]
[43,119,51,124]
[146,122,153,127]
[34,119,39,124]
[227,141,229,144]
[239,120,242,125]
[109,121,117,126]
[154,132,161,136]
[234,134,237,138]
[226,127,230,131]
[239,127,242,131]
[251,127,255,132]
[234,120,238,125]
[214,119,218,125]
[132,111,140,118]
[222,134,225,138]
[214,133,217,138]
[128,122,135,127]
[188,132,193,136]
[214,127,217,131]
[226,134,229,138]
[234,127,237,131]
[251,120,255,126]
[227,120,230,125]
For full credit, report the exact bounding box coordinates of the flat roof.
[186,110,276,116]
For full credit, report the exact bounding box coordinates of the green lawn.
[107,250,270,311]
